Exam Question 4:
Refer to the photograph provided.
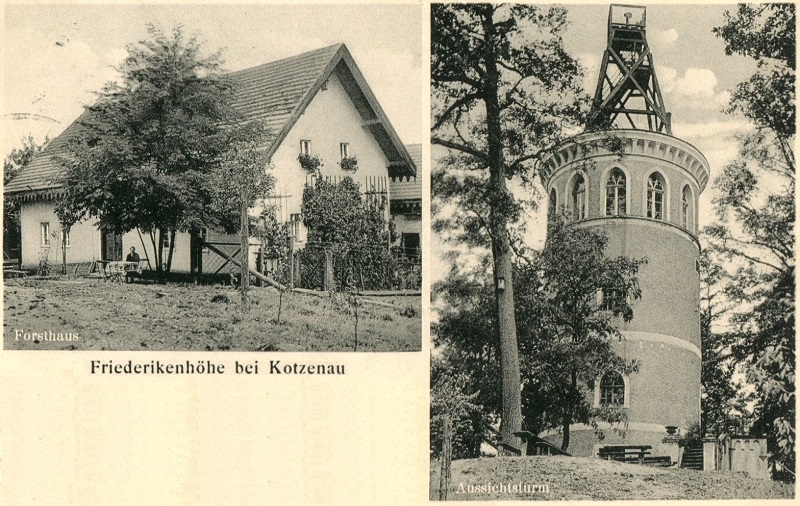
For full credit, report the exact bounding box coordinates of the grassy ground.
[430,456,795,501]
[3,277,420,352]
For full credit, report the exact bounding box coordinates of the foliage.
[431,2,590,449]
[430,357,483,460]
[300,177,396,291]
[55,24,270,275]
[516,219,643,450]
[678,422,703,448]
[433,221,644,453]
[710,3,795,480]
[339,156,358,171]
[297,153,322,172]
[3,135,48,258]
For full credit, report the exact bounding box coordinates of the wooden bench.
[643,455,672,467]
[598,445,652,465]
[3,269,27,279]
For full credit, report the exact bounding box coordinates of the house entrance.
[101,230,123,261]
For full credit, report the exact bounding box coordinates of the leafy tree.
[430,358,481,500]
[431,3,589,451]
[3,135,48,260]
[56,24,261,275]
[208,122,274,306]
[301,177,395,290]
[516,219,643,451]
[709,3,795,480]
[698,248,748,436]
[433,221,643,454]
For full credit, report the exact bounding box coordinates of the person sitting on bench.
[126,247,140,263]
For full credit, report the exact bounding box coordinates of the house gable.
[5,43,416,198]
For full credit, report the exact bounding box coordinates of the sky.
[2,3,423,153]
[432,4,763,281]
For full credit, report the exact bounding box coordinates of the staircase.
[680,444,703,470]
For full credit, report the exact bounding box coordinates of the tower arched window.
[571,174,587,221]
[646,173,665,220]
[605,168,626,216]
[549,188,558,220]
[600,372,625,406]
[682,185,692,230]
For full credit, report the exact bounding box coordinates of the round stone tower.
[540,5,710,458]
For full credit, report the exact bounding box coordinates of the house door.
[101,230,123,261]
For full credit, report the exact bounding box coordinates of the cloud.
[654,28,679,46]
[659,66,731,112]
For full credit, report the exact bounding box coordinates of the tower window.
[605,168,627,216]
[600,372,625,406]
[682,185,692,230]
[549,188,558,220]
[571,174,587,221]
[647,173,665,220]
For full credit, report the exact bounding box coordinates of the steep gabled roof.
[5,43,415,196]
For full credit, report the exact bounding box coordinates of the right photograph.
[430,3,795,501]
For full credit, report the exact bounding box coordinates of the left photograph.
[3,4,422,352]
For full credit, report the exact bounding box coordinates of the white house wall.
[19,201,100,268]
[268,71,391,229]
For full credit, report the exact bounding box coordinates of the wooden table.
[98,261,139,282]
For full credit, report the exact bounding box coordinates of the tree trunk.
[482,6,523,454]
[240,185,249,308]
[157,228,165,276]
[166,229,176,273]
[561,370,577,452]
[439,416,452,501]
[149,230,160,276]
[61,227,68,275]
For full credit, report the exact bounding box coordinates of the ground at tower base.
[430,456,794,501]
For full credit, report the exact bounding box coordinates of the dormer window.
[300,140,311,156]
[340,143,350,160]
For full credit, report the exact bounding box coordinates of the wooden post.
[257,239,265,288]
[288,236,295,289]
[439,417,452,501]
[324,248,333,292]
[240,185,249,307]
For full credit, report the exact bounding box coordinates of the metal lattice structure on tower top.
[588,4,672,134]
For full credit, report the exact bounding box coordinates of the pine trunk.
[483,6,523,454]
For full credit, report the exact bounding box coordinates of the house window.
[321,79,328,91]
[548,188,558,220]
[161,231,170,249]
[401,232,421,258]
[41,222,50,247]
[647,173,665,220]
[62,229,70,248]
[340,143,350,160]
[290,213,305,242]
[605,169,626,216]
[300,140,311,156]
[600,372,626,406]
[601,288,623,311]
[571,174,587,220]
[682,185,692,230]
